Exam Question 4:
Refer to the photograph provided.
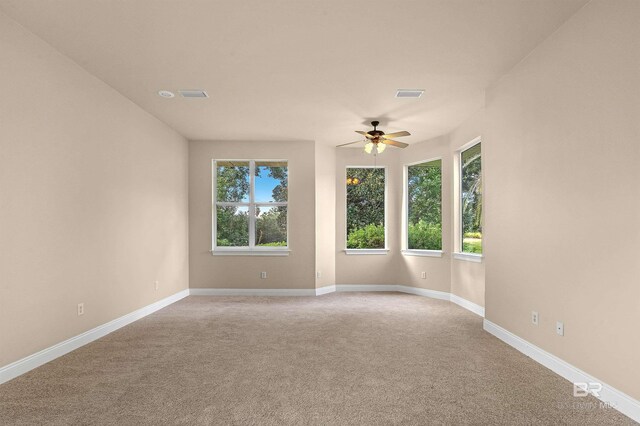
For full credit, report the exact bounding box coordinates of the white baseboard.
[189,288,316,296]
[334,284,483,317]
[396,285,450,301]
[0,289,189,385]
[335,284,398,293]
[189,285,484,318]
[315,285,336,296]
[450,293,485,317]
[484,319,640,423]
[195,284,481,317]
[189,284,484,318]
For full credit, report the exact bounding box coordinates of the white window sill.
[452,252,483,263]
[210,249,290,257]
[344,249,389,255]
[402,250,443,258]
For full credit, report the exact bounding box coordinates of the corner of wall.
[315,142,336,288]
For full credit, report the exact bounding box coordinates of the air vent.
[178,90,209,98]
[396,89,424,98]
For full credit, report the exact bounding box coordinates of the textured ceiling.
[0,0,587,145]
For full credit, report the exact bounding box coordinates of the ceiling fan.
[338,121,410,154]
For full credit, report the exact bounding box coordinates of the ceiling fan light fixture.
[364,142,386,155]
[364,142,374,154]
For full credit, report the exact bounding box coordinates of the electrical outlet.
[261,272,267,279]
[317,271,322,279]
[556,321,564,336]
[532,311,539,325]
[154,280,159,291]
[421,272,426,279]
[77,303,84,316]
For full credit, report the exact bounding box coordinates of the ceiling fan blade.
[382,131,411,139]
[382,139,409,148]
[355,130,374,139]
[337,140,365,147]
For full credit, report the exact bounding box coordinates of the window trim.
[402,156,443,256]
[452,252,482,262]
[211,159,289,254]
[344,165,388,253]
[455,136,483,260]
[344,249,390,255]
[402,249,444,258]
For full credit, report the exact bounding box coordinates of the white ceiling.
[0,0,587,146]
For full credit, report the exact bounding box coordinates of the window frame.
[402,157,444,258]
[454,137,483,262]
[344,165,389,255]
[211,159,290,256]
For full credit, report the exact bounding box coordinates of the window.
[406,159,442,251]
[346,167,386,250]
[460,142,482,254]
[213,160,288,252]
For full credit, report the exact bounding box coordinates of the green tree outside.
[215,161,288,247]
[461,144,482,253]
[346,168,385,249]
[407,160,442,250]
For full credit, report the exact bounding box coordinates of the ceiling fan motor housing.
[368,121,384,140]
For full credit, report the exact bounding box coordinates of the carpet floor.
[0,293,635,425]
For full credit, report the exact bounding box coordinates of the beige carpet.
[0,293,635,425]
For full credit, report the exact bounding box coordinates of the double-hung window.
[460,142,482,255]
[405,159,442,255]
[345,166,387,253]
[213,160,288,253]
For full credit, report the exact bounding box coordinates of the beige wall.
[315,144,336,288]
[189,140,316,289]
[449,111,486,307]
[0,11,189,367]
[483,0,640,399]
